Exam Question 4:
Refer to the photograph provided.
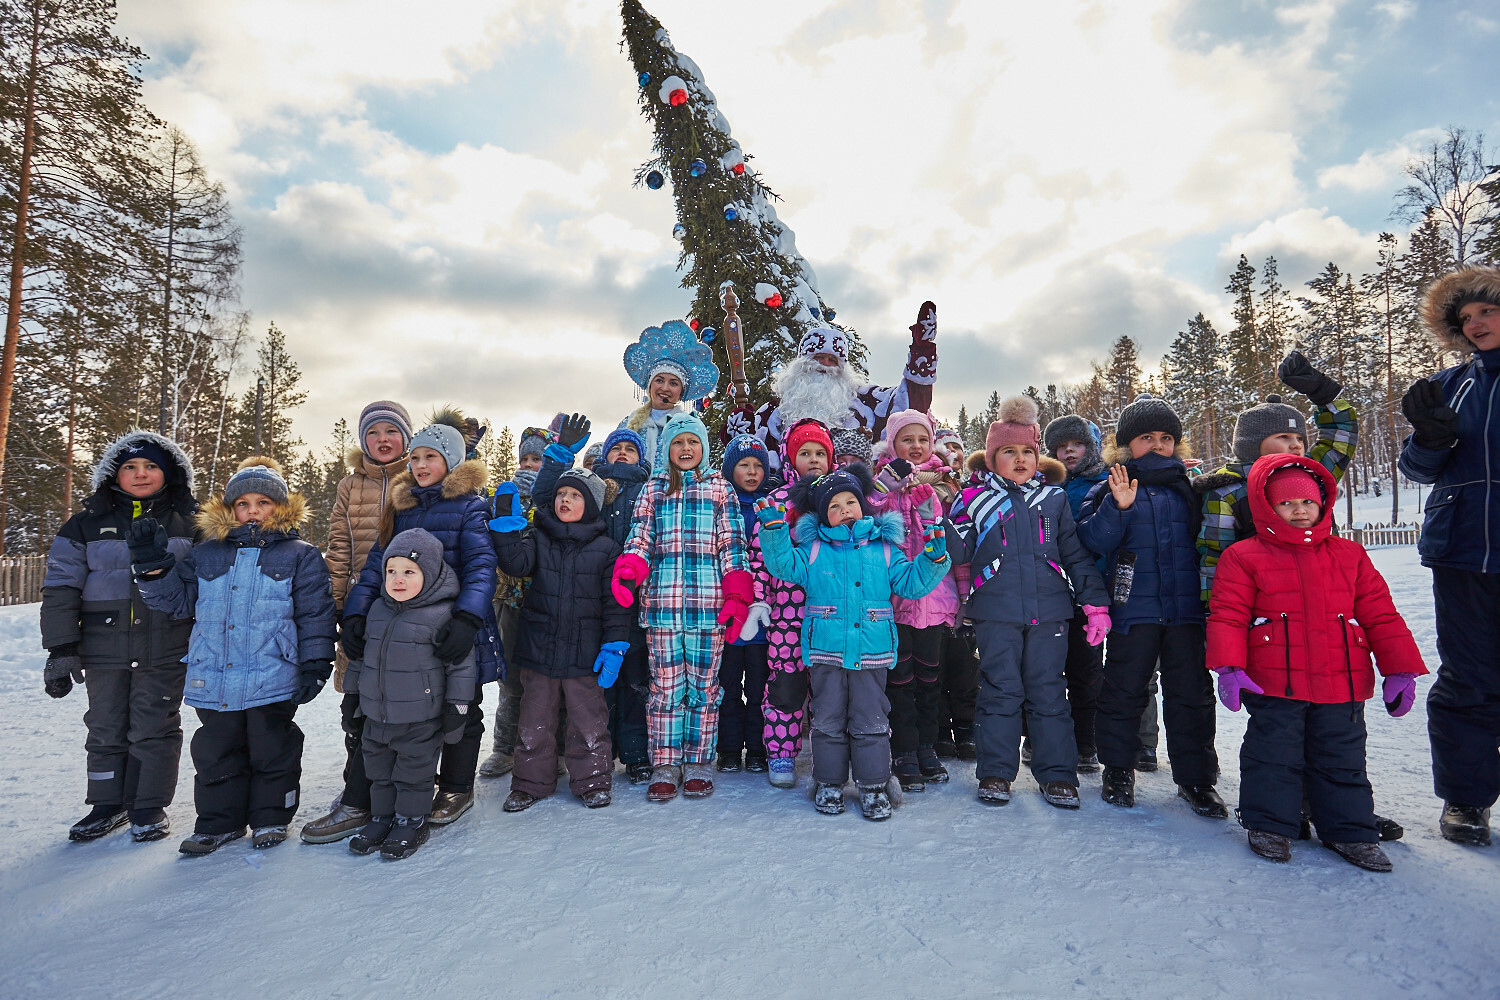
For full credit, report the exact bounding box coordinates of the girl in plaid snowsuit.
[613,413,752,801]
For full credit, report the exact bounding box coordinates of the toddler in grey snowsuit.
[344,529,476,860]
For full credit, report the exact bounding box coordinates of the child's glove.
[443,702,469,744]
[753,498,786,528]
[739,601,772,641]
[1383,673,1418,717]
[1277,350,1342,406]
[126,517,175,577]
[433,611,482,664]
[340,691,363,735]
[1401,379,1459,450]
[592,641,630,689]
[1081,605,1111,646]
[557,412,592,451]
[611,553,649,606]
[341,614,367,660]
[295,660,333,705]
[1213,667,1263,712]
[487,482,528,533]
[886,458,913,480]
[922,523,947,561]
[717,569,754,642]
[43,646,83,698]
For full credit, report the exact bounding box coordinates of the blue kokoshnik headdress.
[623,320,721,402]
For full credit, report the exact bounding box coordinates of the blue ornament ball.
[646,170,664,189]
[723,204,739,221]
[688,158,707,177]
[700,326,717,343]
[638,71,650,87]
[672,223,687,239]
[810,307,820,319]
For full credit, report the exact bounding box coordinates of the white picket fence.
[0,554,46,606]
[1348,523,1421,548]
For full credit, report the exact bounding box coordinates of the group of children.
[50,289,1480,868]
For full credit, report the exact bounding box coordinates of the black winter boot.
[916,746,949,783]
[349,815,395,855]
[952,726,977,761]
[1439,803,1491,846]
[380,815,429,860]
[1101,767,1135,808]
[893,752,925,792]
[1375,814,1404,842]
[1177,785,1228,819]
[69,804,128,842]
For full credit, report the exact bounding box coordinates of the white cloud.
[1316,129,1444,192]
[1218,208,1374,284]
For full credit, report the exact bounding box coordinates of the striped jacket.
[1195,397,1357,601]
[623,468,748,632]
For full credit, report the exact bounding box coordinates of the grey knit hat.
[518,429,550,460]
[385,528,447,598]
[556,467,606,520]
[358,400,412,455]
[1233,393,1307,464]
[224,462,289,505]
[408,422,466,474]
[1114,394,1182,449]
[830,428,872,464]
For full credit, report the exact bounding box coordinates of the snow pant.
[1096,624,1218,787]
[511,670,613,798]
[338,693,371,811]
[1062,612,1104,756]
[973,621,1076,784]
[647,629,724,767]
[436,686,484,795]
[1239,693,1377,844]
[604,626,650,767]
[190,700,302,835]
[810,664,892,787]
[718,642,770,758]
[1429,566,1500,808]
[1139,667,1161,749]
[491,604,523,756]
[763,602,809,759]
[363,718,444,818]
[889,624,943,754]
[82,662,187,811]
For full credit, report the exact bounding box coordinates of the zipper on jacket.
[374,603,408,710]
[1485,376,1496,573]
[1338,614,1357,721]
[1280,612,1292,697]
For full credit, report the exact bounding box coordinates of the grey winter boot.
[647,765,682,803]
[813,782,845,815]
[477,750,514,779]
[858,784,892,821]
[1326,840,1392,872]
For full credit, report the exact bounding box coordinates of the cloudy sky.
[117,0,1499,451]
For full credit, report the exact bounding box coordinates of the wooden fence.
[1348,523,1421,548]
[0,554,46,606]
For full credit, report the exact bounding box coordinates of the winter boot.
[683,763,715,799]
[1375,814,1404,842]
[977,777,1012,805]
[917,746,950,784]
[1326,840,1392,872]
[768,757,797,789]
[581,789,611,809]
[1041,782,1081,809]
[953,726,977,761]
[502,790,539,813]
[1177,785,1228,819]
[1248,829,1292,863]
[933,733,958,759]
[813,782,846,815]
[716,751,743,773]
[252,825,288,849]
[1101,767,1135,808]
[893,752,925,793]
[178,828,246,856]
[647,765,681,803]
[744,752,769,774]
[1077,749,1101,773]
[428,789,474,826]
[1297,813,1313,840]
[129,808,171,843]
[1135,747,1158,772]
[477,750,514,779]
[300,802,370,844]
[858,784,893,821]
[1439,803,1491,846]
[348,816,394,855]
[1020,738,1033,766]
[69,804,128,842]
[626,761,654,784]
[379,815,430,861]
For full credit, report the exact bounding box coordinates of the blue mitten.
[593,641,630,688]
[487,482,527,533]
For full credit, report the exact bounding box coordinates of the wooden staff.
[719,282,750,405]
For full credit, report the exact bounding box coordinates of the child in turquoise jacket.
[755,464,950,820]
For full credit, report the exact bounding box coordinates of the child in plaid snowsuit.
[613,413,751,801]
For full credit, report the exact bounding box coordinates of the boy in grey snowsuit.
[344,529,476,859]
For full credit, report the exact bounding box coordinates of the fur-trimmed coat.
[344,458,504,682]
[136,489,337,712]
[325,447,407,610]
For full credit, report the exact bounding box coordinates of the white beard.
[773,355,861,429]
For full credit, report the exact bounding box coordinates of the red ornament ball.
[732,163,745,175]
[668,88,687,106]
[689,317,700,331]
[765,293,783,309]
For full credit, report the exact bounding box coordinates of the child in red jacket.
[1207,454,1426,871]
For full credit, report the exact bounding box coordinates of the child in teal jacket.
[756,464,949,820]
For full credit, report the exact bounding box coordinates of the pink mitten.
[611,553,649,607]
[1081,604,1111,647]
[1213,667,1264,712]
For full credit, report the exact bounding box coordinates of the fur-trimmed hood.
[388,457,489,512]
[792,508,906,546]
[1421,265,1500,356]
[966,450,988,475]
[196,491,309,541]
[87,430,197,514]
[1038,456,1068,485]
[1193,467,1246,495]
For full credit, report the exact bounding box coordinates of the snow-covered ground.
[2,547,1495,1000]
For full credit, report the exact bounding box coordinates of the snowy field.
[1,547,1496,1000]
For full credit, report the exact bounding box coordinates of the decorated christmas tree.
[620,0,862,425]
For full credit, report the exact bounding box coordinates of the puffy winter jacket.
[345,459,504,683]
[951,460,1107,626]
[325,448,407,609]
[533,451,651,550]
[136,494,337,712]
[492,507,630,680]
[1399,348,1500,573]
[877,455,961,629]
[1206,454,1426,702]
[344,554,476,724]
[1078,450,1204,632]
[759,511,948,671]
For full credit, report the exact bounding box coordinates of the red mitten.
[611,553,649,607]
[717,569,754,641]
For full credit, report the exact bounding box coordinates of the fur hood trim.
[791,509,906,546]
[1193,468,1245,495]
[1104,436,1193,466]
[1421,266,1500,356]
[966,450,988,474]
[388,457,489,512]
[196,492,309,541]
[1039,456,1067,485]
[89,430,196,496]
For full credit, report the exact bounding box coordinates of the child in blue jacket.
[755,464,949,821]
[131,457,336,855]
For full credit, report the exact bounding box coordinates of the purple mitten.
[1213,667,1263,712]
[1383,673,1418,717]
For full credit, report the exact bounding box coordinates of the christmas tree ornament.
[700,326,717,344]
[723,204,739,221]
[638,71,651,87]
[689,158,707,177]
[755,283,783,310]
[646,170,664,189]
[688,317,700,331]
[720,148,746,175]
[810,307,820,319]
[672,223,687,239]
[732,163,745,175]
[719,283,750,405]
[824,307,836,321]
[658,75,688,106]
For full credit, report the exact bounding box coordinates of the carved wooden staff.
[719,282,750,405]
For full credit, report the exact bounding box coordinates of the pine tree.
[1224,255,1262,406]
[232,322,305,461]
[1160,313,1233,462]
[1257,256,1294,369]
[1102,336,1141,420]
[477,420,516,486]
[956,405,970,451]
